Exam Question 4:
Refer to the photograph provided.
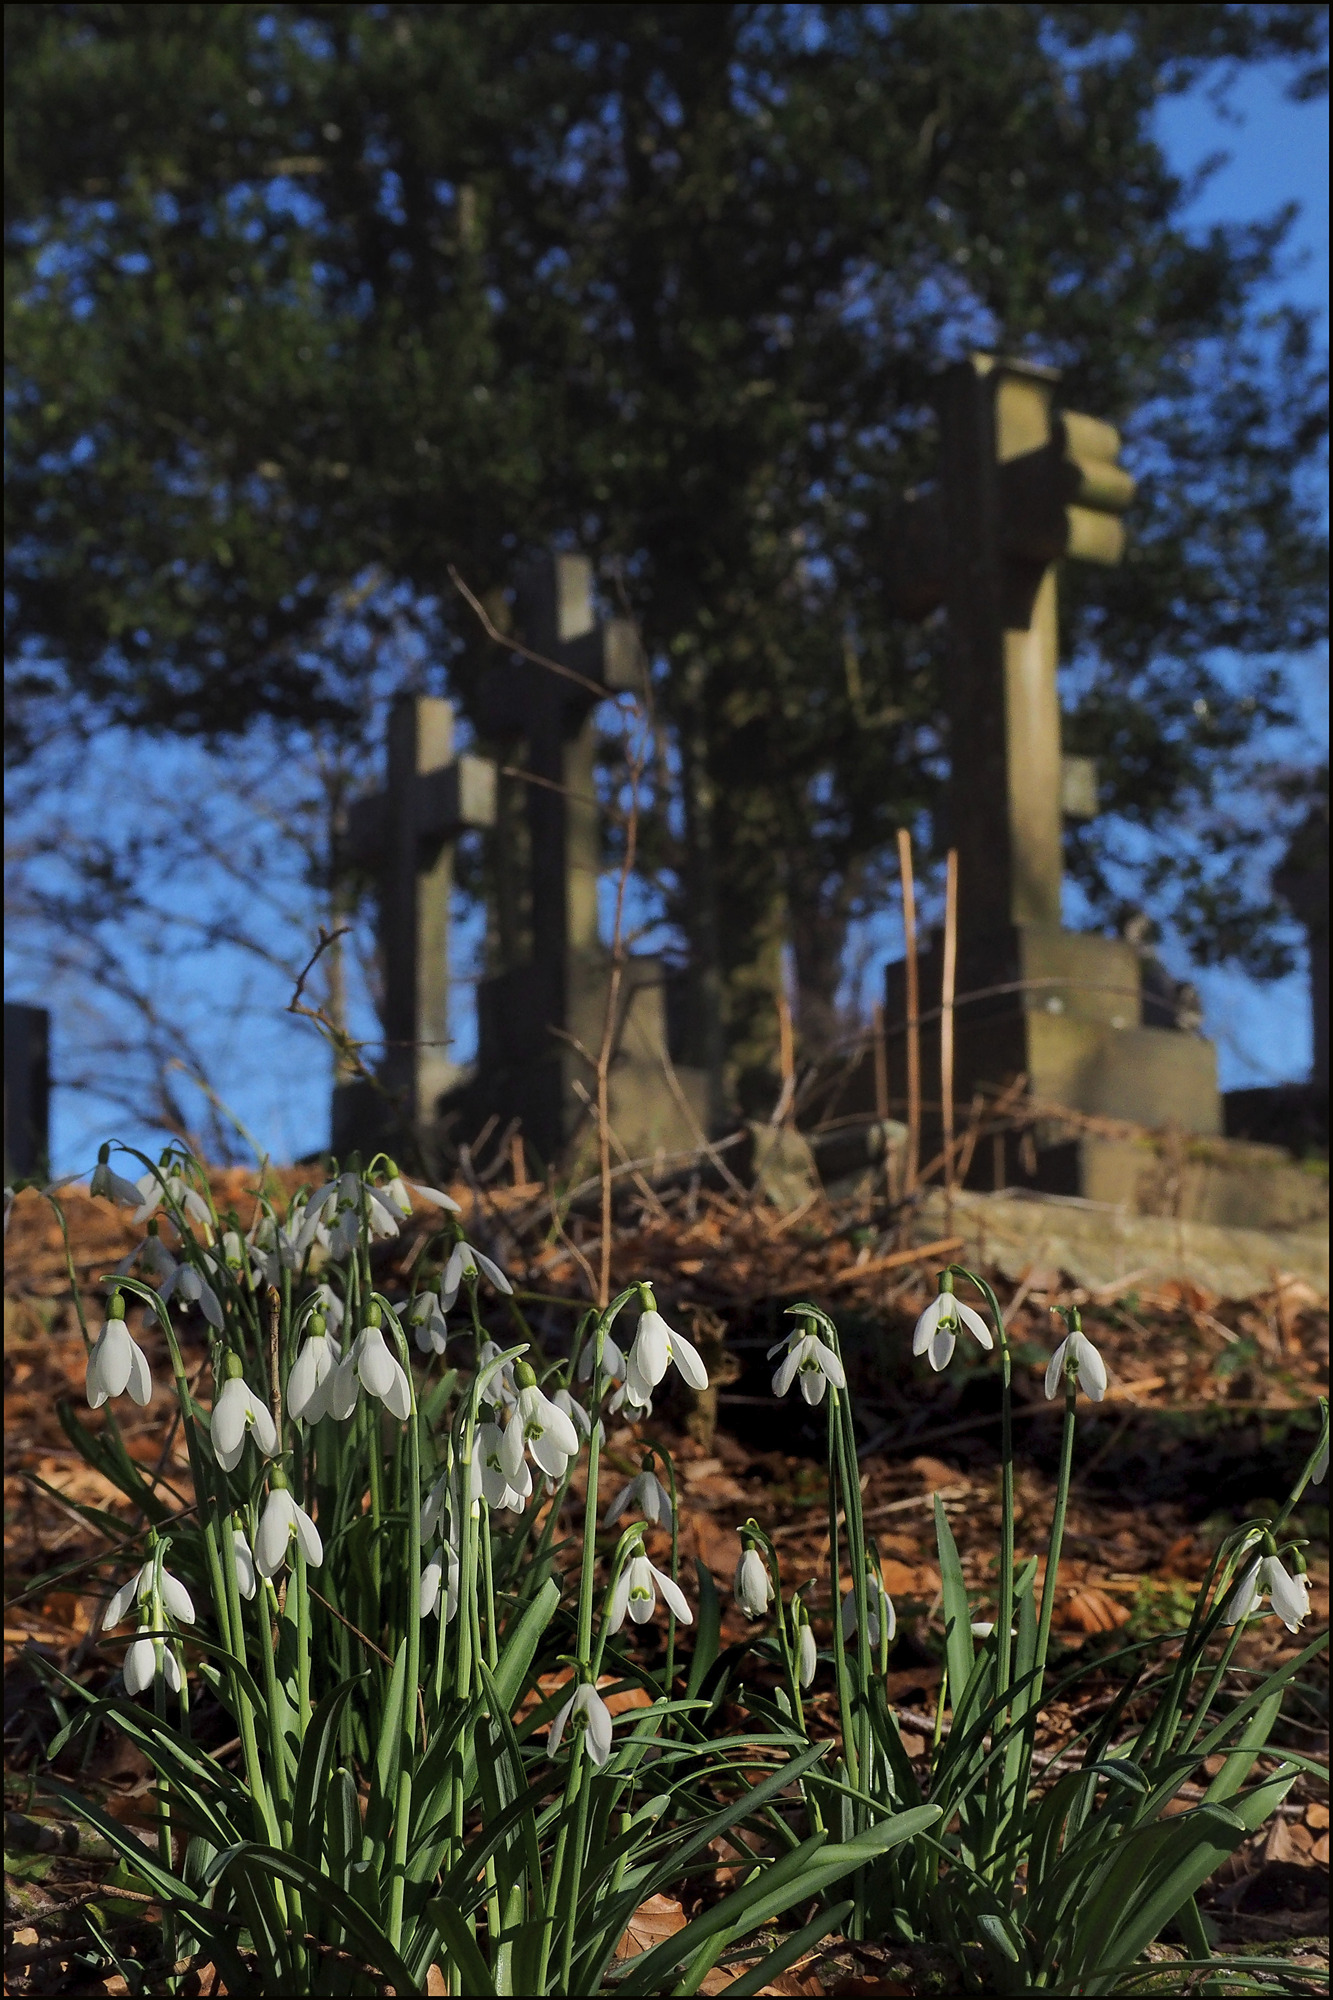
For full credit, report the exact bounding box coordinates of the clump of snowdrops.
[33,1152,1328,1996]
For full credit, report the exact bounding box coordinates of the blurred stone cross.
[469,551,708,1167]
[333,695,496,1154]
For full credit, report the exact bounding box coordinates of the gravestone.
[464,551,708,1172]
[878,356,1315,1225]
[331,696,495,1158]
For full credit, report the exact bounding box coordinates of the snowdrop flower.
[440,1238,512,1310]
[165,1259,224,1331]
[548,1680,614,1766]
[104,1557,196,1631]
[211,1359,279,1471]
[86,1297,153,1410]
[131,1167,214,1231]
[1044,1322,1108,1403]
[90,1147,144,1209]
[506,1365,581,1478]
[409,1291,450,1356]
[379,1167,461,1222]
[475,1421,533,1511]
[625,1301,709,1402]
[231,1527,257,1600]
[912,1281,994,1373]
[123,1631,182,1697]
[348,1311,412,1421]
[734,1546,772,1619]
[419,1543,460,1622]
[138,1229,178,1283]
[607,1544,692,1634]
[420,1467,461,1543]
[553,1387,597,1445]
[604,1463,673,1529]
[1223,1541,1309,1634]
[770,1327,847,1405]
[255,1479,323,1578]
[578,1330,627,1387]
[476,1339,520,1413]
[797,1621,818,1688]
[841,1579,897,1649]
[287,1317,342,1425]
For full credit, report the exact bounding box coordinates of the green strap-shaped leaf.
[291,1674,365,1872]
[685,1556,722,1700]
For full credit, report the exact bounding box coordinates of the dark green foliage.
[6,5,1328,1086]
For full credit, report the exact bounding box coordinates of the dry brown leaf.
[426,1965,448,1994]
[1059,1587,1130,1634]
[1263,1815,1314,1865]
[615,1892,686,1961]
[830,1979,911,1996]
[1305,1801,1329,1831]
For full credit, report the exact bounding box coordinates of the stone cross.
[882,354,1222,1139]
[335,695,495,1147]
[469,551,708,1166]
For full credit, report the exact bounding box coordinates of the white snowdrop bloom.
[420,1544,460,1623]
[255,1486,323,1578]
[123,1632,182,1697]
[139,1233,178,1283]
[351,1321,412,1421]
[409,1291,450,1356]
[287,1327,342,1424]
[232,1528,257,1600]
[91,1152,145,1209]
[103,1558,196,1631]
[842,1581,897,1649]
[420,1470,460,1543]
[476,1339,520,1412]
[770,1330,847,1405]
[607,1550,692,1634]
[86,1305,153,1410]
[440,1239,512,1310]
[381,1174,461,1221]
[477,1422,532,1511]
[211,1372,279,1471]
[734,1548,771,1619]
[165,1260,224,1331]
[604,1467,673,1529]
[912,1291,994,1373]
[552,1387,597,1445]
[1044,1327,1108,1403]
[328,1205,365,1260]
[577,1331,627,1388]
[507,1373,581,1478]
[295,1190,338,1257]
[626,1308,709,1401]
[797,1623,818,1688]
[131,1169,214,1232]
[1223,1550,1309,1634]
[549,1680,615,1766]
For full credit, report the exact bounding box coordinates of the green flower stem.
[558,1750,597,1992]
[219,1512,280,1849]
[826,1385,858,1791]
[257,1577,293,1810]
[480,1499,499,1672]
[1013,1375,1077,1820]
[656,1442,681,1701]
[951,1267,1014,1703]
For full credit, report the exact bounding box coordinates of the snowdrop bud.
[232,1528,257,1600]
[734,1547,771,1619]
[123,1632,181,1698]
[86,1296,154,1410]
[255,1474,323,1577]
[797,1622,818,1688]
[548,1680,615,1766]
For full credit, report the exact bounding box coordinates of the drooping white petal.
[420,1555,444,1619]
[123,1635,157,1695]
[159,1570,196,1626]
[382,1356,412,1422]
[927,1325,956,1372]
[474,1249,512,1295]
[124,1338,154,1407]
[957,1303,994,1351]
[1044,1338,1070,1401]
[1222,1558,1262,1626]
[325,1353,361,1422]
[292,1504,323,1567]
[548,1689,577,1757]
[1072,1331,1108,1402]
[604,1482,635,1526]
[912,1295,947,1356]
[161,1644,182,1694]
[288,1337,331,1422]
[103,1576,141,1630]
[606,1569,633,1635]
[581,1685,614,1765]
[255,1490,297,1577]
[773,1343,804,1398]
[211,1378,250,1465]
[669,1329,709,1391]
[529,1427,571,1478]
[651,1562,693,1625]
[735,1550,770,1618]
[797,1624,818,1687]
[408,1179,462,1214]
[250,1398,278,1458]
[1262,1555,1308,1632]
[632,1312,671,1390]
[91,1320,135,1402]
[232,1530,257,1600]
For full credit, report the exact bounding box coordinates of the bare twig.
[897,829,921,1195]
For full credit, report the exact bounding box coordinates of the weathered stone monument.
[881,354,1319,1226]
[332,695,496,1157]
[463,551,708,1172]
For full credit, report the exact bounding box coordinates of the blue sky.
[13,58,1329,1176]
